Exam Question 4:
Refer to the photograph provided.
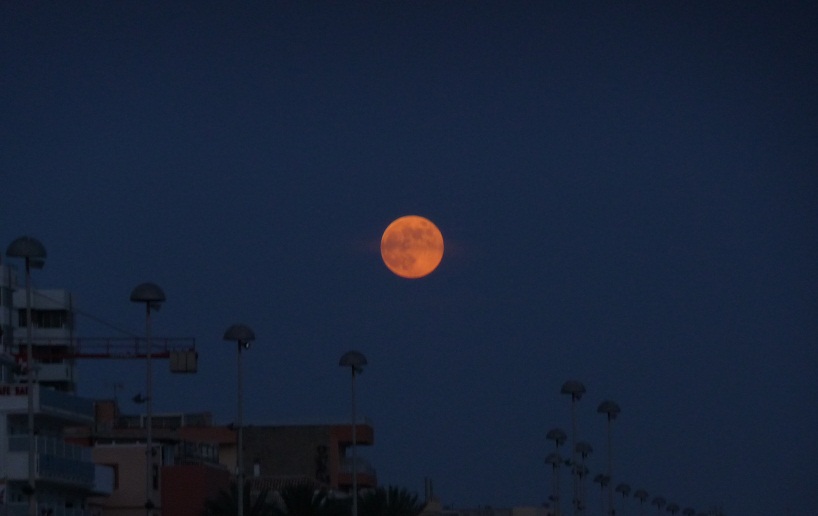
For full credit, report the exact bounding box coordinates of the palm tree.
[681,508,695,516]
[665,503,679,516]
[204,481,274,516]
[275,484,329,516]
[358,485,423,516]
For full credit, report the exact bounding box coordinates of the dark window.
[103,464,120,489]
[17,309,70,329]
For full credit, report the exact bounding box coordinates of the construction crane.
[12,337,197,373]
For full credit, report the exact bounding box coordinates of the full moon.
[380,215,444,279]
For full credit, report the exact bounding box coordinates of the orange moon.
[380,215,444,279]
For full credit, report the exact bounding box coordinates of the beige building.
[69,400,378,515]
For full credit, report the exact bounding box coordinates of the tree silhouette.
[274,484,331,516]
[203,481,274,516]
[358,485,423,516]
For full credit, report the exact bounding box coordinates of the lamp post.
[130,282,165,515]
[615,483,631,516]
[597,400,621,516]
[544,453,563,516]
[6,236,46,516]
[633,490,649,516]
[593,473,610,516]
[546,428,567,516]
[574,441,592,514]
[560,380,585,516]
[339,351,367,516]
[651,496,666,516]
[223,324,255,516]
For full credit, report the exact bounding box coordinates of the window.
[103,464,120,490]
[17,309,70,329]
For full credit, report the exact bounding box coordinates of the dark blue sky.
[2,2,817,514]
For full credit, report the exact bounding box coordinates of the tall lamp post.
[574,441,592,514]
[633,489,649,516]
[597,400,621,516]
[615,483,631,516]
[560,380,585,516]
[651,496,666,516]
[339,351,367,516]
[223,324,255,516]
[130,282,165,515]
[546,427,567,516]
[6,236,46,516]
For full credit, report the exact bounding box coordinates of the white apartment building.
[0,261,113,516]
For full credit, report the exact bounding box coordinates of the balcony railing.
[39,387,95,420]
[7,435,95,486]
[339,456,376,475]
[1,503,89,516]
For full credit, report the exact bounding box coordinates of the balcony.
[39,387,95,422]
[333,419,374,445]
[338,456,377,489]
[33,362,72,383]
[0,502,90,516]
[6,435,95,487]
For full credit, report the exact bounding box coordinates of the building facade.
[0,262,113,516]
[0,382,114,516]
[69,402,231,516]
[243,422,377,493]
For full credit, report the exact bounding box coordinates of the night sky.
[2,2,817,515]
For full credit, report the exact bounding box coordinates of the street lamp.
[339,350,367,516]
[574,441,592,514]
[597,400,621,516]
[651,496,666,516]
[615,483,631,516]
[130,282,165,515]
[560,380,585,516]
[633,489,649,516]
[545,453,563,516]
[6,236,46,516]
[593,473,610,516]
[223,324,255,516]
[560,380,585,515]
[546,427,567,516]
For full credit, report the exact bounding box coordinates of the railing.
[39,453,95,486]
[175,439,221,464]
[12,336,196,359]
[8,435,90,461]
[339,456,377,475]
[39,387,94,419]
[117,411,213,429]
[7,435,95,486]
[1,504,89,516]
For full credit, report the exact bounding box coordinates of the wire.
[30,289,141,338]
